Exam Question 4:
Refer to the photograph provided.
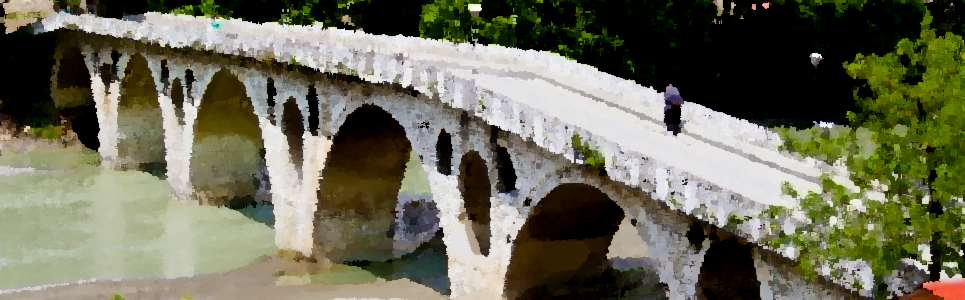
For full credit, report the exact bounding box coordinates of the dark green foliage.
[0,28,58,129]
[762,10,965,298]
[571,132,605,173]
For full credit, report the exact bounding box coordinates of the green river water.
[0,146,663,299]
[0,146,437,291]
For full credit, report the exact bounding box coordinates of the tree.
[762,10,965,299]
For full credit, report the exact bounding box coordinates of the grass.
[111,291,193,300]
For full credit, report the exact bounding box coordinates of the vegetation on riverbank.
[111,291,193,300]
[763,11,965,298]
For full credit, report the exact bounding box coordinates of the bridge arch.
[169,77,186,126]
[504,182,626,299]
[52,45,99,150]
[116,53,166,176]
[189,68,264,207]
[279,96,304,175]
[458,150,492,256]
[493,145,517,193]
[696,228,762,299]
[313,103,414,263]
[435,129,453,175]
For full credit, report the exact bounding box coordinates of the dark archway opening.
[116,53,166,178]
[459,151,491,256]
[54,46,100,151]
[266,77,277,126]
[436,129,452,175]
[696,230,762,300]
[190,69,264,208]
[281,97,304,176]
[184,69,195,106]
[495,146,517,193]
[307,84,320,136]
[314,104,412,263]
[505,183,627,300]
[170,78,186,126]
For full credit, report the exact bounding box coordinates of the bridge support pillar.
[634,211,710,300]
[288,134,330,256]
[97,51,130,170]
[428,170,504,299]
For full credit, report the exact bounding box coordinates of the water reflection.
[329,229,450,295]
[0,150,277,290]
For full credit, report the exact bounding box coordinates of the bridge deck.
[428,58,873,208]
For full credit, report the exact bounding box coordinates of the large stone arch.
[115,53,166,175]
[504,183,626,299]
[696,227,762,300]
[52,45,100,150]
[189,68,264,207]
[313,103,414,263]
[458,150,492,257]
[510,163,715,299]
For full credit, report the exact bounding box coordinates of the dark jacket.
[664,94,683,125]
[664,103,682,125]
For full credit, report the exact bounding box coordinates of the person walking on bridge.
[664,84,684,136]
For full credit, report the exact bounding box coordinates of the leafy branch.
[572,132,606,173]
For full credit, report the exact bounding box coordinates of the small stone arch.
[504,183,626,299]
[116,53,166,177]
[169,77,186,126]
[189,68,265,208]
[436,128,453,175]
[494,145,517,193]
[313,103,414,264]
[279,96,305,176]
[458,150,492,256]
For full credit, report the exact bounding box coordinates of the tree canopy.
[762,10,965,298]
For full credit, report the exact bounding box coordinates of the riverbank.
[0,253,449,300]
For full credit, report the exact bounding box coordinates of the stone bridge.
[34,11,925,300]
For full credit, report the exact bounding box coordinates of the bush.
[30,125,64,140]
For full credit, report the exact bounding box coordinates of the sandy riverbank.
[0,254,449,300]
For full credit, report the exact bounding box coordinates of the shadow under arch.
[53,46,100,150]
[458,150,491,256]
[313,104,413,264]
[696,228,762,300]
[190,69,264,208]
[435,129,453,175]
[505,183,627,300]
[116,53,166,178]
[280,96,304,177]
